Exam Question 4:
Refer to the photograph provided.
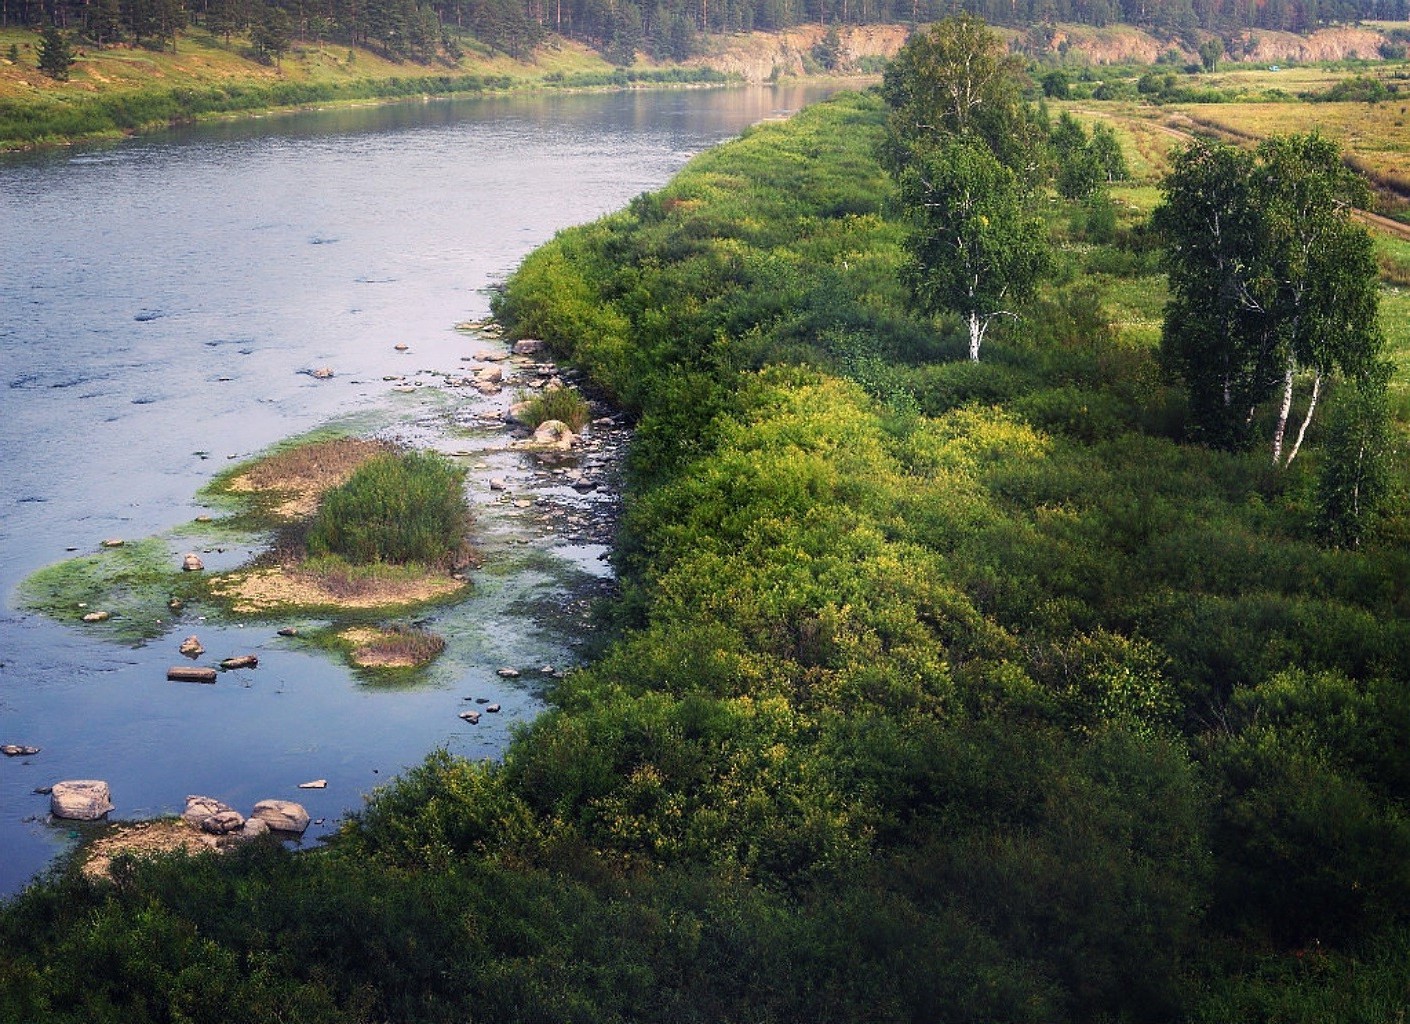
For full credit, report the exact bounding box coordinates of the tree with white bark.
[1155,133,1382,467]
[897,138,1051,362]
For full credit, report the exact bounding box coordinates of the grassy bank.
[3,89,1409,1021]
[0,26,731,148]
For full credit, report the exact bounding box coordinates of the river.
[0,83,848,896]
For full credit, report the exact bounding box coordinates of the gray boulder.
[51,780,114,821]
[251,799,310,833]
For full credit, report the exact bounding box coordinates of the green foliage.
[1317,363,1393,547]
[37,24,73,80]
[518,385,592,431]
[1155,134,1383,464]
[306,450,468,567]
[880,14,1044,175]
[6,79,1410,1024]
[896,137,1052,360]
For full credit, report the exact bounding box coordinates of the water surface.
[0,84,849,895]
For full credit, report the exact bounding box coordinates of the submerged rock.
[2,745,40,757]
[51,780,114,821]
[182,553,204,572]
[81,610,110,623]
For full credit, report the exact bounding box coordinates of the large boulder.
[251,799,310,833]
[51,780,114,821]
[183,794,236,827]
[200,810,247,835]
[512,338,547,356]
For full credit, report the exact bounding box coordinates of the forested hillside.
[4,15,1409,1013]
[6,0,1406,79]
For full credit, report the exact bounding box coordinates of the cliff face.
[692,24,909,82]
[692,22,1395,80]
[1237,27,1389,63]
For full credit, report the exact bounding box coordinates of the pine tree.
[37,24,75,81]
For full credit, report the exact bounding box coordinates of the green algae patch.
[20,433,476,662]
[18,538,210,645]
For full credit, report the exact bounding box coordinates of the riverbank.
[0,23,898,149]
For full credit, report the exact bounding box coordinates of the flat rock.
[475,365,503,383]
[497,667,520,678]
[168,666,217,683]
[297,779,327,790]
[51,780,114,821]
[458,710,481,723]
[220,655,258,670]
[101,538,125,548]
[2,745,40,757]
[512,338,547,356]
[530,419,576,449]
[251,799,310,833]
[81,611,110,623]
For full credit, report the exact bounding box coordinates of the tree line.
[5,0,1407,69]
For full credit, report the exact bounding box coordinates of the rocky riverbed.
[8,323,629,878]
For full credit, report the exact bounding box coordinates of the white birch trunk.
[968,311,983,362]
[1272,360,1295,465]
[1284,370,1323,467]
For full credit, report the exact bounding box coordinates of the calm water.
[0,84,847,896]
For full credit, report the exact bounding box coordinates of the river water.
[0,83,847,896]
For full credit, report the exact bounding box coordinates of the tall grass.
[518,386,592,431]
[306,450,469,568]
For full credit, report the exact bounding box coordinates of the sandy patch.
[227,437,394,519]
[210,565,465,614]
[338,625,447,668]
[81,820,219,881]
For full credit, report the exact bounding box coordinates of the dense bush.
[306,450,468,567]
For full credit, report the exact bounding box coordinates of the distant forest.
[5,0,1408,69]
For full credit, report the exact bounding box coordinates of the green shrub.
[518,386,592,432]
[306,450,468,567]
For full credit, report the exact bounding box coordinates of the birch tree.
[898,138,1051,362]
[1155,134,1381,466]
